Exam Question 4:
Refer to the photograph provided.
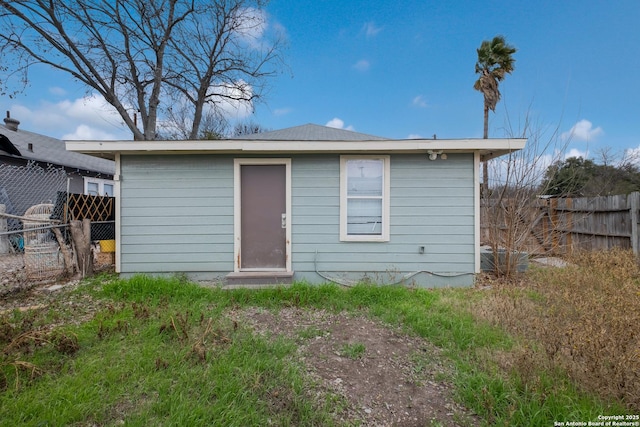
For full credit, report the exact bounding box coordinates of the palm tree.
[474,35,517,194]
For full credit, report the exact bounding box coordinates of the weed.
[340,342,366,359]
[51,331,79,355]
[297,325,326,339]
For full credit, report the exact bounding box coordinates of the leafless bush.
[482,112,569,276]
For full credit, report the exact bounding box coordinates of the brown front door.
[240,164,287,269]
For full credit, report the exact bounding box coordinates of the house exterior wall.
[67,173,85,194]
[119,153,476,287]
[119,155,234,278]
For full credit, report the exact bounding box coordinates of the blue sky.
[4,0,640,161]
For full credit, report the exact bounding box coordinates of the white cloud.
[561,119,603,142]
[488,151,558,187]
[60,94,123,127]
[326,118,344,128]
[412,95,427,108]
[625,146,640,165]
[565,148,589,159]
[326,118,355,131]
[9,79,255,141]
[362,22,382,38]
[9,94,130,140]
[63,124,120,140]
[407,134,423,139]
[157,81,255,137]
[208,80,254,121]
[353,59,370,72]
[234,7,268,48]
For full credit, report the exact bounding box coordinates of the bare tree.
[482,110,569,277]
[0,0,284,140]
[232,120,269,136]
[162,100,230,140]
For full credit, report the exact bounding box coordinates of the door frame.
[233,158,292,273]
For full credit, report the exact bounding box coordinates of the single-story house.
[0,112,115,219]
[66,124,526,287]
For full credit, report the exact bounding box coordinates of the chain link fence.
[1,162,115,294]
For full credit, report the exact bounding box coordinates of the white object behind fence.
[22,203,64,280]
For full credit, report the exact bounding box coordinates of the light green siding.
[119,153,476,286]
[291,154,475,286]
[120,155,234,277]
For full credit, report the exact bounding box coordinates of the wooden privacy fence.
[481,192,640,256]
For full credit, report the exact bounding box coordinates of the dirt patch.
[0,254,29,297]
[238,307,479,427]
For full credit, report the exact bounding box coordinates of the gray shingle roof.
[0,124,114,175]
[233,123,388,141]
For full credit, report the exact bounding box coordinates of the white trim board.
[67,138,526,161]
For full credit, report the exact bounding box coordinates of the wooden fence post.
[70,219,93,277]
[0,204,10,254]
[630,192,639,255]
[550,198,559,255]
[541,200,549,253]
[565,198,573,255]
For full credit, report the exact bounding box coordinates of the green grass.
[0,273,631,426]
[339,342,366,359]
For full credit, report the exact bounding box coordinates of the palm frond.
[473,35,516,108]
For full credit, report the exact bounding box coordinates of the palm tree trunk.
[482,104,489,196]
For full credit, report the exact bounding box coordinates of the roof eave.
[66,138,527,161]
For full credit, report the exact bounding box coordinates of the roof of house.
[0,118,114,175]
[67,123,527,162]
[234,123,388,141]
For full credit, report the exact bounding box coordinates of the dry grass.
[1,313,79,391]
[473,248,640,410]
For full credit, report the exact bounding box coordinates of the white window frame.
[84,177,115,197]
[340,155,390,242]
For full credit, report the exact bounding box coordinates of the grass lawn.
[1,250,637,426]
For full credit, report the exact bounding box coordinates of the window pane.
[347,159,382,196]
[87,182,99,196]
[104,184,114,197]
[347,199,382,235]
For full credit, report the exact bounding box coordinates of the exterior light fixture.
[427,150,445,161]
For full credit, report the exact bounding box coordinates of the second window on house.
[84,177,114,197]
[340,155,390,241]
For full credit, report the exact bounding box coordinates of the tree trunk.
[482,104,490,196]
[70,219,93,278]
[483,104,489,140]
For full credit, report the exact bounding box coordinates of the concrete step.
[225,271,294,287]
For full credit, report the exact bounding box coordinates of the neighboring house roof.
[0,134,21,156]
[0,117,114,175]
[67,123,527,162]
[235,123,388,141]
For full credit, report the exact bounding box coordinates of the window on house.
[84,177,115,197]
[340,156,390,241]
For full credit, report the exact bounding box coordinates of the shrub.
[473,248,640,410]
